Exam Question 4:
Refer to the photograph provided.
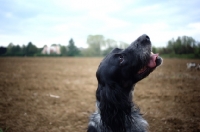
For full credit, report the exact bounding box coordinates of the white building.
[42,45,61,55]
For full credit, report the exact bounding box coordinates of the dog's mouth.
[137,52,159,74]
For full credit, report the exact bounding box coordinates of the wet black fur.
[87,34,162,132]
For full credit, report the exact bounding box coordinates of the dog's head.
[96,34,162,132]
[96,34,162,90]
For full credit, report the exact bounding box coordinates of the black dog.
[87,34,162,132]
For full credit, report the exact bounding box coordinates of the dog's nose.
[141,34,150,42]
[146,35,150,41]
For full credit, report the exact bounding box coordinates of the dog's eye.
[119,55,124,63]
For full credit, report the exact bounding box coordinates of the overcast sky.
[0,0,200,48]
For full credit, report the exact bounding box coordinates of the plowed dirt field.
[0,57,200,132]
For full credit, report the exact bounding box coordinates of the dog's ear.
[110,48,123,54]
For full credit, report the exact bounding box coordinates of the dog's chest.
[89,110,148,132]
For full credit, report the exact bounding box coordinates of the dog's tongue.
[148,53,158,68]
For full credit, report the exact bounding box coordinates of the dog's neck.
[96,83,135,132]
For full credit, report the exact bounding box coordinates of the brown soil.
[0,57,200,132]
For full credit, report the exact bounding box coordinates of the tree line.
[0,35,129,57]
[152,36,200,58]
[0,35,200,58]
[0,39,80,57]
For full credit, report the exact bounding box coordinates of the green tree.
[67,38,80,56]
[194,42,200,57]
[87,35,105,56]
[158,36,200,58]
[102,39,117,56]
[167,39,175,54]
[13,45,21,55]
[166,36,197,54]
[60,45,67,56]
[0,47,7,55]
[6,43,14,55]
[26,42,38,56]
[21,45,27,56]
[152,46,157,53]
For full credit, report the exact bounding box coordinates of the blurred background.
[0,0,200,132]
